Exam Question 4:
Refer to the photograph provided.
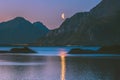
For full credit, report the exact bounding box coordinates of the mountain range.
[38,0,120,46]
[0,0,119,46]
[0,17,49,44]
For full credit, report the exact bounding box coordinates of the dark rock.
[10,47,36,53]
[68,48,94,54]
[0,47,36,53]
[68,48,84,54]
[68,45,120,54]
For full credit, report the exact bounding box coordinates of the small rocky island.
[68,45,120,54]
[0,47,36,53]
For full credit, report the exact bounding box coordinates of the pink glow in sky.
[0,0,101,29]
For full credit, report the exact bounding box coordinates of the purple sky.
[0,0,101,29]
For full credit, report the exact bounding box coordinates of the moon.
[61,13,65,20]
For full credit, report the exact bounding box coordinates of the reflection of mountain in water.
[0,55,119,80]
[65,57,120,80]
[0,54,46,62]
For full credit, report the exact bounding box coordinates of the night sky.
[0,0,101,29]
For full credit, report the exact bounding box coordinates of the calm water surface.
[0,47,119,80]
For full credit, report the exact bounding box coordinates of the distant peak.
[33,22,49,30]
[13,17,27,21]
[33,22,45,27]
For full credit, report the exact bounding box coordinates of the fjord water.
[0,47,119,80]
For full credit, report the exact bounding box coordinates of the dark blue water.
[0,47,119,80]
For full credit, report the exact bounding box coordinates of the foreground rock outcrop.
[68,45,120,54]
[68,48,94,54]
[0,47,36,53]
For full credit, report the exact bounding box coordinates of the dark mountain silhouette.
[0,17,49,44]
[38,0,120,46]
[91,0,120,18]
[33,22,49,36]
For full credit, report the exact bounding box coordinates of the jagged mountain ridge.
[0,17,49,44]
[39,0,120,46]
